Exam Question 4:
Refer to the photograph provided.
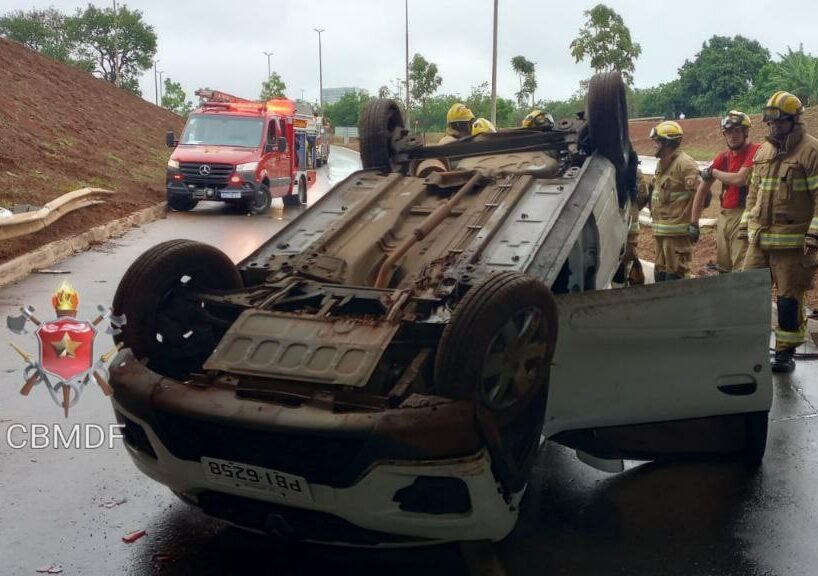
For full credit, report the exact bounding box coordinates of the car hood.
[171,145,259,166]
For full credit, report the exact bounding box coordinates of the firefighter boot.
[772,347,796,374]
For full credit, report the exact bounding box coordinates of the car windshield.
[180,115,264,148]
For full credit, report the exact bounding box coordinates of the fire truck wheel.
[360,98,405,170]
[434,272,558,492]
[112,240,243,378]
[248,183,271,214]
[298,178,307,204]
[168,197,198,212]
[587,71,631,173]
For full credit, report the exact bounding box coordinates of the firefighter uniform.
[651,149,700,280]
[742,123,818,356]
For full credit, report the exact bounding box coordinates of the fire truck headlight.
[167,159,180,169]
[236,162,258,172]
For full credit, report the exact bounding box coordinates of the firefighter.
[439,103,475,144]
[471,117,497,136]
[690,110,758,272]
[649,120,701,281]
[521,109,555,129]
[742,91,818,373]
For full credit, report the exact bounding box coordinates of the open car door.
[544,270,773,467]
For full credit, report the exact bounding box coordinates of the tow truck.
[164,89,317,214]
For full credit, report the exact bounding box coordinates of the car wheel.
[741,411,768,468]
[586,71,631,173]
[112,240,243,378]
[434,272,559,492]
[168,196,198,212]
[247,183,271,214]
[359,98,405,170]
[298,177,307,204]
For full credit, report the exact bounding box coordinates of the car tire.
[168,196,198,212]
[298,177,307,204]
[112,240,243,378]
[742,411,768,468]
[359,98,405,170]
[247,183,271,214]
[434,272,559,492]
[587,71,631,173]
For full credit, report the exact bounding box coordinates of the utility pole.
[158,70,164,106]
[300,88,305,101]
[153,60,160,106]
[313,29,325,113]
[490,0,498,125]
[263,51,273,79]
[393,78,402,101]
[112,0,118,85]
[405,0,410,125]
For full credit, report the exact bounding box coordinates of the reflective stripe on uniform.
[758,232,805,249]
[652,222,689,235]
[740,210,749,225]
[809,217,818,236]
[775,327,806,346]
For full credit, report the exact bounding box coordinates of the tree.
[0,8,73,61]
[771,45,818,107]
[570,4,642,85]
[161,77,193,116]
[511,56,537,107]
[408,53,442,110]
[377,85,390,98]
[259,72,286,99]
[676,35,770,117]
[67,4,157,94]
[322,90,371,127]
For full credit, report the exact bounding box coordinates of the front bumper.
[109,350,521,545]
[166,169,258,202]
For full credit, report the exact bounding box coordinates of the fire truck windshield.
[180,115,264,148]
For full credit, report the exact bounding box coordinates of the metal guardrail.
[0,187,116,241]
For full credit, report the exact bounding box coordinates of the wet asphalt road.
[2,146,818,575]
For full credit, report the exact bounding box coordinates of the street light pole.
[490,0,498,125]
[263,51,273,79]
[313,28,325,113]
[153,60,160,106]
[158,70,164,106]
[405,0,410,125]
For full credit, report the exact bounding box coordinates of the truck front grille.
[179,162,233,186]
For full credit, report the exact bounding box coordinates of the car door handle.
[716,374,757,396]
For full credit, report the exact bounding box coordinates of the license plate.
[192,190,206,199]
[202,457,312,502]
[220,191,242,199]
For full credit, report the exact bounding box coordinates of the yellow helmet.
[471,118,497,136]
[447,103,475,124]
[720,110,751,131]
[763,91,804,121]
[649,120,684,141]
[521,109,554,128]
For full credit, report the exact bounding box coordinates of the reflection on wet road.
[1,146,818,575]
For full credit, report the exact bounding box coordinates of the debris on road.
[122,529,146,543]
[99,498,127,509]
[35,564,63,574]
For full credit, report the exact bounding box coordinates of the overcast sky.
[6,0,818,106]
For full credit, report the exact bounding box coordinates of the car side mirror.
[166,131,177,148]
[277,137,288,152]
[264,143,274,154]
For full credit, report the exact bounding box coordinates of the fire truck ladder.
[194,89,252,104]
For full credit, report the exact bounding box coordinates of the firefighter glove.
[688,223,700,243]
[700,165,714,181]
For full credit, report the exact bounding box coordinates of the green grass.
[56,137,73,148]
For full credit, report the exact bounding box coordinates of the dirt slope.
[0,38,184,263]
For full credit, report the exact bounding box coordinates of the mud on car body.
[109,73,772,546]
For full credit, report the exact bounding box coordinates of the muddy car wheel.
[359,98,405,170]
[112,240,243,378]
[248,183,271,214]
[168,197,198,212]
[435,272,558,491]
[587,71,631,173]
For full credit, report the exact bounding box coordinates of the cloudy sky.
[6,0,818,106]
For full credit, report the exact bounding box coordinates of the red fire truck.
[164,89,316,213]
